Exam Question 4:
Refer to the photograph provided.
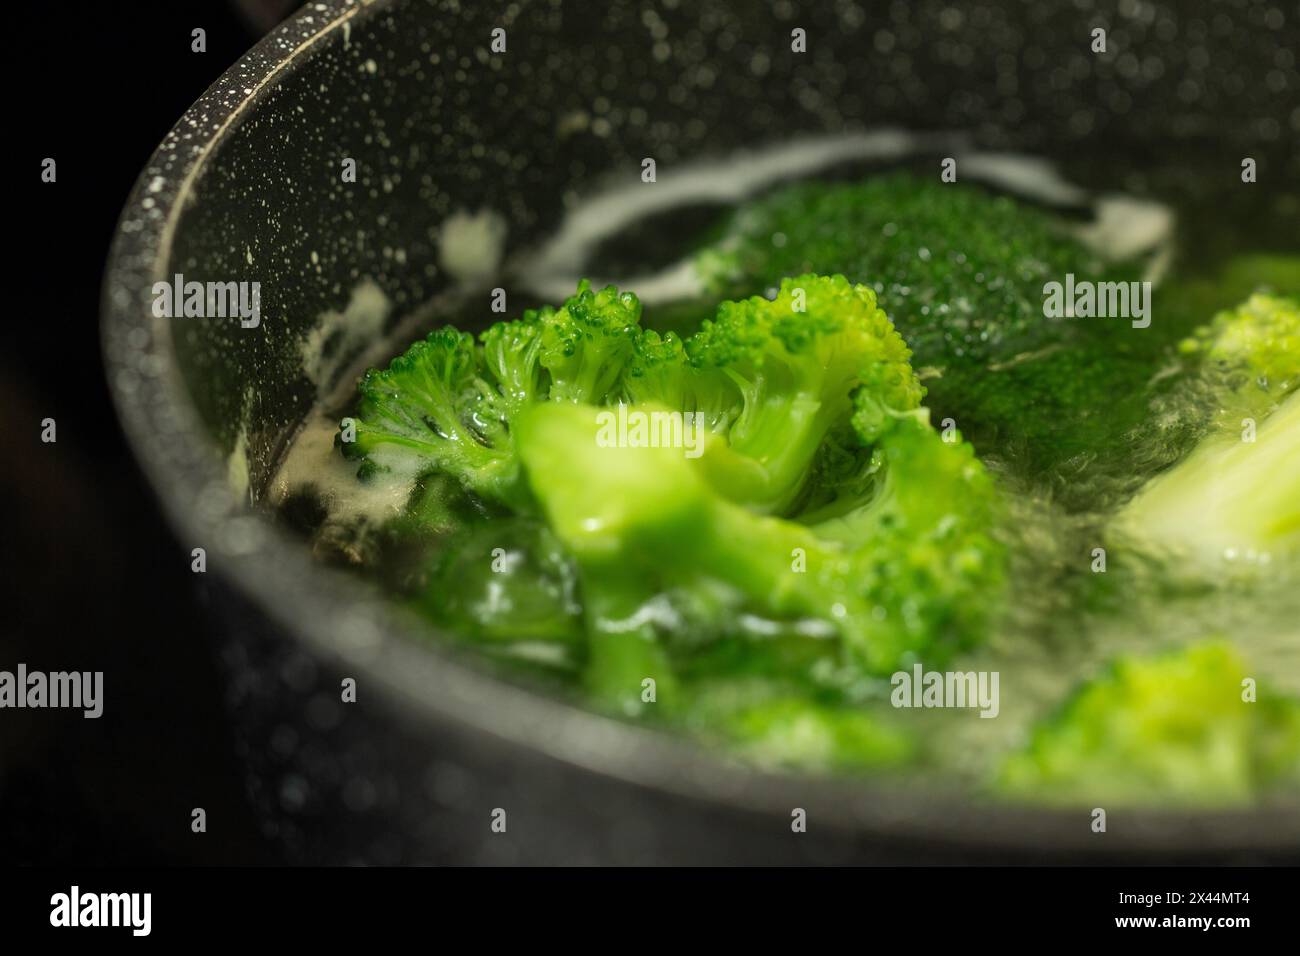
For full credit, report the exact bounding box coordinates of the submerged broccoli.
[999,642,1300,807]
[680,678,915,772]
[1113,293,1300,572]
[694,174,1107,367]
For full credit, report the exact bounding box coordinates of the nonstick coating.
[102,0,1300,862]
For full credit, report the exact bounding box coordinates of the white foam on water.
[516,129,966,303]
[267,406,413,523]
[439,208,508,286]
[299,278,393,398]
[514,131,1176,304]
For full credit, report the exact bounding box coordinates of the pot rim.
[99,0,1300,858]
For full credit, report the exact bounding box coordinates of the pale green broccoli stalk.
[339,280,645,508]
[999,642,1300,807]
[514,400,1004,678]
[512,401,831,616]
[1113,293,1300,571]
[576,563,681,717]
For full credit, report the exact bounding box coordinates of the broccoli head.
[341,271,1004,717]
[514,399,1004,680]
[692,173,1171,496]
[618,274,923,516]
[1178,291,1300,420]
[684,274,923,515]
[340,327,524,501]
[339,280,646,508]
[694,173,1128,370]
[1113,293,1300,572]
[999,641,1300,807]
[536,280,644,404]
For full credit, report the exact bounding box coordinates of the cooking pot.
[101,0,1300,863]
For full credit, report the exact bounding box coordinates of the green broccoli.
[417,517,584,657]
[620,274,923,515]
[339,279,644,508]
[340,272,1004,725]
[694,174,1109,367]
[1180,291,1300,416]
[999,641,1300,807]
[691,275,923,514]
[680,678,914,772]
[534,283,644,404]
[513,399,1004,679]
[691,174,1166,494]
[1113,293,1300,572]
[621,327,740,436]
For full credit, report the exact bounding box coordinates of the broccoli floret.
[536,280,643,404]
[341,327,524,501]
[478,316,547,422]
[685,274,922,514]
[1179,292,1300,418]
[514,400,1004,678]
[680,678,914,772]
[621,328,741,435]
[695,173,1128,370]
[809,409,1006,671]
[1113,293,1300,571]
[999,642,1300,807]
[618,274,922,516]
[343,271,1002,722]
[339,280,646,508]
[693,174,1165,492]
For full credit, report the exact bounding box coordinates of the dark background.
[2,0,298,866]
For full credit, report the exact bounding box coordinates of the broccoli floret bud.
[685,274,923,514]
[478,316,547,422]
[341,327,523,504]
[621,329,742,435]
[537,279,643,405]
[1114,294,1300,571]
[1178,292,1300,422]
[339,280,649,508]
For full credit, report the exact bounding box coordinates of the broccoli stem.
[578,567,678,718]
[1116,394,1300,568]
